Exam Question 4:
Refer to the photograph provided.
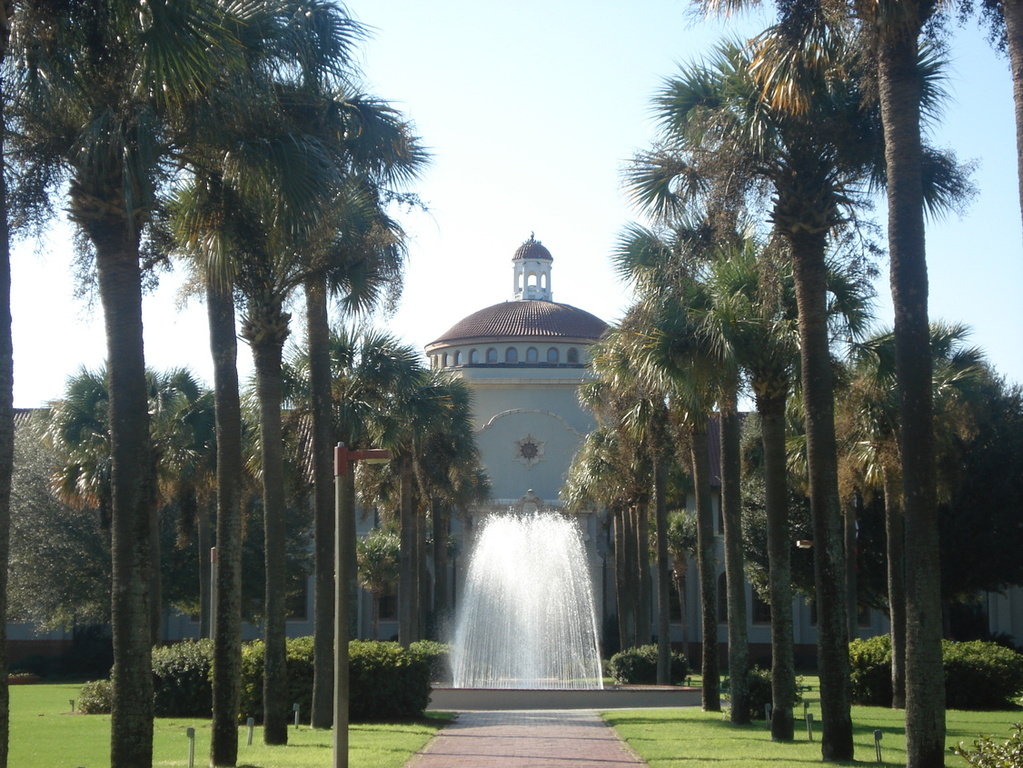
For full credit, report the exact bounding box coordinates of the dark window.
[526,347,538,362]
[442,353,448,367]
[505,347,518,363]
[547,347,559,363]
[486,348,498,363]
[567,347,579,364]
[470,349,479,363]
[752,592,772,624]
[454,351,462,365]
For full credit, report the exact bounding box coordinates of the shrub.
[952,722,1023,767]
[848,634,893,706]
[238,636,316,723]
[850,635,1023,710]
[151,639,214,717]
[78,679,113,714]
[409,640,450,683]
[943,640,1023,710]
[606,644,689,685]
[239,637,430,723]
[349,640,431,721]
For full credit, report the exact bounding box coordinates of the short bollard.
[803,700,809,718]
[246,717,255,746]
[806,711,814,741]
[293,702,300,729]
[69,699,75,713]
[186,726,196,768]
[874,729,883,764]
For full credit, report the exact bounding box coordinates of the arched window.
[454,351,462,365]
[566,347,579,364]
[469,349,479,364]
[526,347,538,363]
[547,347,559,363]
[442,353,448,367]
[752,591,772,625]
[505,347,518,363]
[486,348,498,363]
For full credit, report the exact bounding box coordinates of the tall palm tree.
[627,32,887,756]
[843,322,985,710]
[0,8,13,765]
[6,3,306,763]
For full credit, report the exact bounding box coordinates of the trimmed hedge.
[849,635,1023,710]
[848,634,894,706]
[944,640,1023,711]
[152,639,214,717]
[240,637,430,723]
[736,666,802,720]
[606,644,689,685]
[409,640,451,683]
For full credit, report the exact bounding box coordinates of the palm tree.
[6,3,311,763]
[0,8,14,765]
[628,32,889,756]
[842,322,985,710]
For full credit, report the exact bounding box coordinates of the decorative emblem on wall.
[514,434,545,467]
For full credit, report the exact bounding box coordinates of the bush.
[409,640,450,683]
[850,635,1023,710]
[238,636,316,723]
[848,634,893,706]
[349,641,431,721]
[944,640,1023,710]
[239,637,430,723]
[78,679,113,714]
[151,639,214,717]
[952,722,1023,767]
[606,644,689,685]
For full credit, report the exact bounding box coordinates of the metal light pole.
[333,444,390,768]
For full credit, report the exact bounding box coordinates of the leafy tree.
[357,527,400,639]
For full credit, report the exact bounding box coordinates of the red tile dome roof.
[427,300,607,347]
[512,234,553,262]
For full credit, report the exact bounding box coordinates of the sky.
[10,1,1023,408]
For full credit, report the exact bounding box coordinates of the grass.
[9,682,449,768]
[604,678,1022,767]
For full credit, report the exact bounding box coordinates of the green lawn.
[604,681,1022,767]
[9,683,448,768]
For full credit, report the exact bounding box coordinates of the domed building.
[426,234,607,511]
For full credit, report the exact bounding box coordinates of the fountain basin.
[427,685,702,711]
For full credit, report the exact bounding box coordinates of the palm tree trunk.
[417,506,431,639]
[883,469,906,709]
[653,453,671,684]
[844,495,859,641]
[433,500,451,637]
[878,25,945,768]
[194,494,210,640]
[622,506,638,649]
[720,391,749,724]
[304,277,335,729]
[789,228,852,761]
[690,419,719,711]
[759,393,795,741]
[207,283,244,767]
[1005,0,1023,235]
[613,507,636,651]
[0,39,13,763]
[636,502,652,644]
[89,213,154,768]
[148,472,162,643]
[248,330,289,745]
[398,460,415,646]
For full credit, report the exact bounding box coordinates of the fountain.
[450,511,604,690]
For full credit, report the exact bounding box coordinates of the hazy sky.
[10,1,1023,408]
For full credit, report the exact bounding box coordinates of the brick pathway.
[405,710,648,767]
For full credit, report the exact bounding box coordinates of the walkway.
[404,709,648,768]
